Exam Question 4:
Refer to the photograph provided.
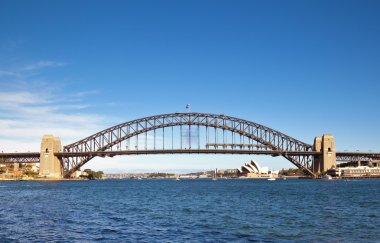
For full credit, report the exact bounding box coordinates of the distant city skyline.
[1,0,379,172]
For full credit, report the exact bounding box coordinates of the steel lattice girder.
[0,152,40,164]
[62,113,314,177]
[336,153,380,161]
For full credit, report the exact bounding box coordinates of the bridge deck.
[55,149,321,157]
[0,152,40,157]
[1,151,380,163]
[0,152,40,163]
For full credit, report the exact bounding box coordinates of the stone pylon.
[39,135,63,179]
[313,134,336,174]
[313,136,322,174]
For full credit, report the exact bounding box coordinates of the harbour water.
[0,179,379,242]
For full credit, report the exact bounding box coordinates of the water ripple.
[0,179,379,242]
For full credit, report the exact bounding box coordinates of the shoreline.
[0,178,89,182]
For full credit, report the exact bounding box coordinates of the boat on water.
[322,175,333,180]
[268,173,276,181]
[212,168,217,181]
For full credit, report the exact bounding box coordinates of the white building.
[238,160,277,178]
[73,170,88,178]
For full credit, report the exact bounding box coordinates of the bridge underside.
[2,151,379,163]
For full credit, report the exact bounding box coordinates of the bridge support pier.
[39,135,63,179]
[313,134,336,175]
[13,162,19,171]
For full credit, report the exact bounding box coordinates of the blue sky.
[0,0,379,172]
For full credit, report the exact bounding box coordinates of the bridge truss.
[336,152,380,162]
[62,113,314,177]
[0,152,40,164]
[1,113,380,178]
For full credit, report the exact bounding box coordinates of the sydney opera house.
[237,160,278,178]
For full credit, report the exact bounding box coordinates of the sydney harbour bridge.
[1,112,380,178]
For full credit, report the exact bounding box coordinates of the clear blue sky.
[0,0,379,172]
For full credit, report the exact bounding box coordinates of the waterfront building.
[327,160,380,178]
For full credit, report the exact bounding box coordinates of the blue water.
[0,179,379,242]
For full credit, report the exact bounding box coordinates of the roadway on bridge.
[2,150,380,162]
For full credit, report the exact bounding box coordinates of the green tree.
[83,169,104,180]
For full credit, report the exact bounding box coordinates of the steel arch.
[62,112,314,177]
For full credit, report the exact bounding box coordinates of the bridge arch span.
[62,112,313,177]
